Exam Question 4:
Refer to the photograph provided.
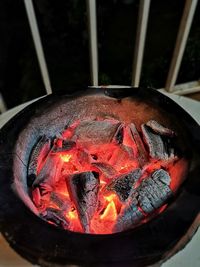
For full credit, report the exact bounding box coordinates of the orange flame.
[104,193,116,202]
[60,191,70,198]
[100,180,106,185]
[66,210,78,220]
[60,154,72,162]
[100,200,117,221]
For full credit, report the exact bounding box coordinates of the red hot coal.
[28,118,188,234]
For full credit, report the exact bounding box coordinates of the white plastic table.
[0,93,199,267]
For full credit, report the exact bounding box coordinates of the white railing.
[86,0,98,86]
[24,0,52,95]
[165,0,198,92]
[0,93,7,113]
[131,0,151,87]
[0,0,199,113]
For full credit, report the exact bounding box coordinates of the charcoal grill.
[0,86,200,267]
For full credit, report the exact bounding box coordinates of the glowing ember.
[104,193,117,202]
[60,154,71,162]
[100,201,117,221]
[28,118,188,234]
[66,209,78,220]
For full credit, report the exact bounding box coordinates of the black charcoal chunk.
[73,119,121,145]
[141,124,166,159]
[33,155,62,187]
[28,135,51,187]
[62,140,76,149]
[141,124,176,160]
[138,179,164,213]
[138,194,154,213]
[129,123,148,166]
[52,140,76,153]
[152,169,171,185]
[113,168,172,231]
[66,171,100,233]
[114,201,144,232]
[137,169,172,213]
[112,123,124,144]
[107,169,142,202]
[146,120,176,137]
[41,208,69,229]
[50,192,72,211]
[92,162,117,178]
[122,125,138,158]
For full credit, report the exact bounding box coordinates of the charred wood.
[129,123,148,166]
[107,169,142,202]
[32,187,41,208]
[92,162,118,178]
[50,192,72,211]
[28,135,51,186]
[146,120,176,137]
[122,125,138,158]
[141,124,176,160]
[137,169,172,213]
[73,119,121,145]
[112,123,124,144]
[114,169,172,231]
[52,140,76,153]
[114,201,144,232]
[66,171,100,233]
[41,208,69,229]
[32,155,63,187]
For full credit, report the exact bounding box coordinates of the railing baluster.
[131,0,151,87]
[0,93,7,113]
[86,0,98,86]
[24,0,52,94]
[165,0,198,92]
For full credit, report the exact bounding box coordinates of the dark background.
[0,0,200,109]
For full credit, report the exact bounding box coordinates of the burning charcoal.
[33,155,63,188]
[66,171,100,233]
[32,187,41,208]
[62,140,75,149]
[152,171,172,202]
[107,169,142,202]
[41,208,69,229]
[92,162,118,178]
[72,119,121,146]
[114,200,144,232]
[152,169,171,185]
[77,149,91,168]
[122,125,138,158]
[141,124,175,160]
[28,135,51,186]
[129,123,148,166]
[137,193,154,213]
[39,182,53,195]
[146,120,176,137]
[114,169,172,231]
[137,180,162,213]
[137,169,172,213]
[112,123,124,144]
[50,192,72,211]
[52,140,76,153]
[108,144,137,170]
